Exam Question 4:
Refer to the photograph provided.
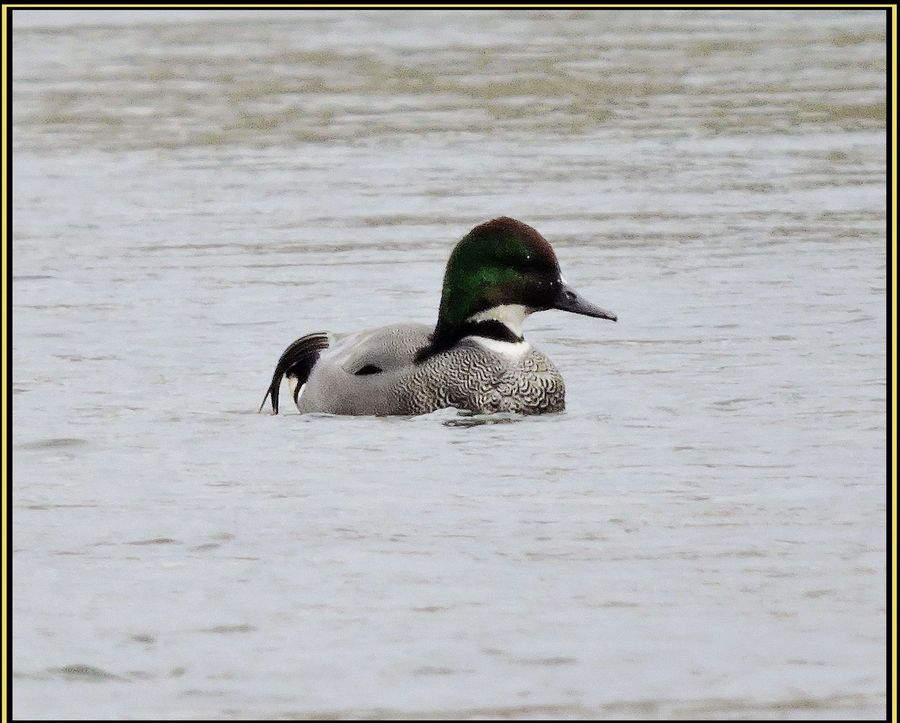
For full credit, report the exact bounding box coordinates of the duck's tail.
[259,332,330,414]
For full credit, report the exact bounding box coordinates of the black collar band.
[415,320,523,363]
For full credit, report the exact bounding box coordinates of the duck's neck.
[417,304,529,362]
[466,304,529,337]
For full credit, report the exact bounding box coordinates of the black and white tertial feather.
[259,332,330,414]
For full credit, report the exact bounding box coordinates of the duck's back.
[296,323,565,416]
[296,324,429,415]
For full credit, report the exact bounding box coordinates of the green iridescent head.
[431,217,616,348]
[435,217,559,332]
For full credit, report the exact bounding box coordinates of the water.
[11,9,887,719]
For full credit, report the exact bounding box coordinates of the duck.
[260,217,616,416]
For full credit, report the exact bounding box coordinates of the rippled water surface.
[12,9,887,719]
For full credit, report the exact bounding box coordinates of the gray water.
[12,9,887,720]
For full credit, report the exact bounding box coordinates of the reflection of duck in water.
[260,217,616,416]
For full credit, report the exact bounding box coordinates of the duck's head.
[430,216,616,351]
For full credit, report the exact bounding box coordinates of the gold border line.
[892,5,898,722]
[0,3,896,7]
[2,4,7,721]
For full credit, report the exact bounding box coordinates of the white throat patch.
[467,304,530,338]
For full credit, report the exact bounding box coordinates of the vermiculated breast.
[400,343,565,415]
